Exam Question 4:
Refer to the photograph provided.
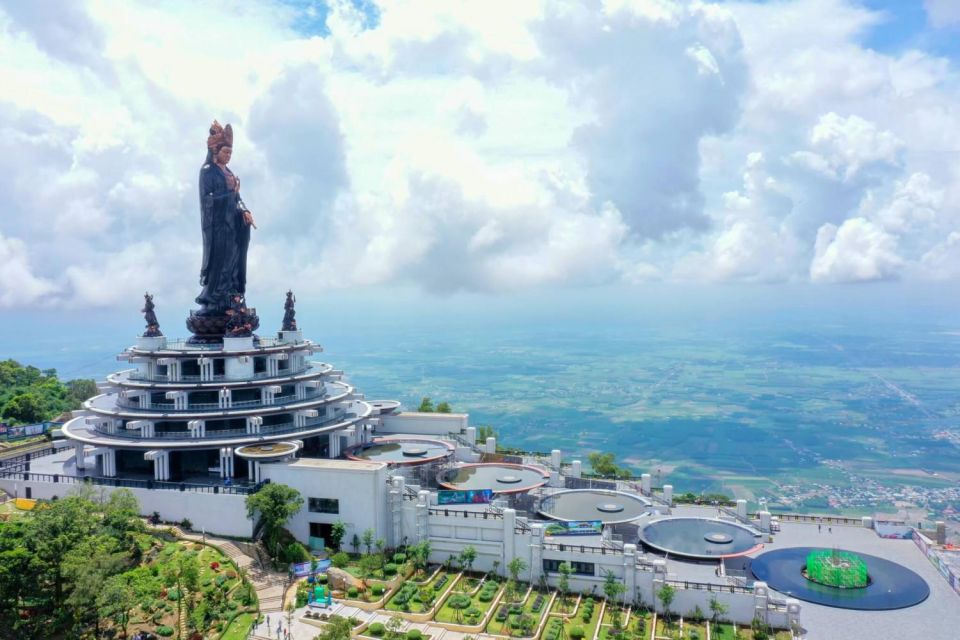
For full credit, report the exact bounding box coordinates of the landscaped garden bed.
[385,570,454,613]
[540,595,603,640]
[434,575,503,624]
[486,586,552,637]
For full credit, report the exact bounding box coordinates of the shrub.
[166,589,181,601]
[406,630,423,640]
[384,563,399,576]
[569,627,586,640]
[318,573,329,584]
[156,626,174,637]
[331,552,350,568]
[372,585,385,596]
[227,600,239,610]
[369,623,386,637]
[393,553,407,564]
[347,587,359,598]
[180,518,192,530]
[447,594,472,609]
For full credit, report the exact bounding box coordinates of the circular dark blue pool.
[750,547,929,610]
[638,517,763,559]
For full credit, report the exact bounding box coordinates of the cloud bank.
[1,0,959,309]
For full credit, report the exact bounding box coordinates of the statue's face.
[216,146,232,165]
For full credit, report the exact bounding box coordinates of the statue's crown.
[207,120,234,151]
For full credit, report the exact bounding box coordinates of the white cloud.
[0,232,58,308]
[1,0,960,309]
[925,0,960,29]
[810,217,903,283]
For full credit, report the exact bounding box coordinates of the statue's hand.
[243,211,257,229]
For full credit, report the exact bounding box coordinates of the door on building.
[309,522,333,552]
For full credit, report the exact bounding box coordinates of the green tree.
[603,571,626,628]
[317,614,354,640]
[507,557,527,601]
[708,595,728,625]
[386,614,404,640]
[436,401,452,413]
[587,452,630,478]
[362,528,375,556]
[459,545,477,577]
[65,378,98,408]
[330,520,347,551]
[98,574,138,639]
[163,551,199,640]
[475,425,497,444]
[558,562,572,612]
[2,392,45,424]
[351,533,361,555]
[245,483,304,557]
[417,397,434,412]
[411,540,431,576]
[656,584,675,623]
[376,538,386,567]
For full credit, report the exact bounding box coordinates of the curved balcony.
[95,414,352,441]
[127,338,318,358]
[108,361,334,389]
[115,389,327,412]
[83,380,354,421]
[61,399,374,449]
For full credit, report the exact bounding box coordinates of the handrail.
[0,468,270,495]
[117,389,327,412]
[767,513,863,526]
[428,507,503,520]
[127,364,314,383]
[95,414,350,440]
[663,579,753,594]
[542,542,618,556]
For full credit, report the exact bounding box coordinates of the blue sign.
[545,520,603,536]
[438,489,494,505]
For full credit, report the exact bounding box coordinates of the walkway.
[147,523,289,613]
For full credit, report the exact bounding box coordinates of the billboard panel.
[544,520,603,536]
[437,489,494,505]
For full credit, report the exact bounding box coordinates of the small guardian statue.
[282,290,297,331]
[225,293,254,338]
[141,293,163,337]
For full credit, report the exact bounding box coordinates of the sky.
[2,0,960,315]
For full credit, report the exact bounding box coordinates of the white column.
[571,460,582,478]
[188,420,206,438]
[295,382,306,400]
[165,391,188,410]
[261,385,281,405]
[485,437,496,454]
[218,388,232,409]
[736,499,748,520]
[248,460,254,482]
[198,357,214,381]
[503,508,517,567]
[551,449,562,469]
[641,473,651,495]
[157,358,180,381]
[74,442,86,470]
[623,544,637,601]
[663,484,673,506]
[465,426,476,444]
[295,409,318,428]
[246,416,263,434]
[758,510,772,533]
[328,431,341,458]
[102,449,117,477]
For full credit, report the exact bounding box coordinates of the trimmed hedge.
[369,623,385,636]
[406,630,422,640]
[447,594,471,609]
[372,584,385,596]
[347,587,359,598]
[570,627,586,640]
[155,626,174,637]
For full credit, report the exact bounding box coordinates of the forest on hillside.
[0,360,97,425]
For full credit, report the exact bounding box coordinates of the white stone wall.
[0,477,253,537]
[378,412,468,436]
[261,460,391,546]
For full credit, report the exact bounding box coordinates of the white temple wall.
[378,412,468,436]
[0,477,253,537]
[262,459,391,547]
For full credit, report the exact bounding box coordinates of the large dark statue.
[141,293,163,337]
[196,120,257,315]
[282,290,297,331]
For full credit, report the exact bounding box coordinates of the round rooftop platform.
[638,517,762,559]
[539,489,651,524]
[750,547,930,610]
[438,463,549,494]
[346,438,453,465]
[235,441,300,460]
[368,400,401,415]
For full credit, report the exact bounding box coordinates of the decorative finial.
[282,290,297,331]
[141,292,163,337]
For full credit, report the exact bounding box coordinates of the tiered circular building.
[61,324,380,487]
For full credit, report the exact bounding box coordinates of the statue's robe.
[196,162,250,313]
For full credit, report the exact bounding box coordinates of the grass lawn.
[709,624,792,640]
[486,588,550,637]
[434,578,503,624]
[220,612,256,640]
